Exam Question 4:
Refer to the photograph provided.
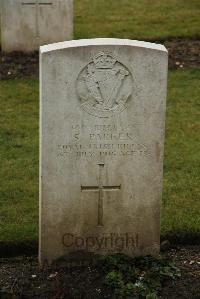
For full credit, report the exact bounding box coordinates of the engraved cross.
[81,163,121,227]
[21,0,53,38]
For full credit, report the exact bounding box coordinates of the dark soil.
[0,246,199,299]
[161,246,200,299]
[164,37,200,70]
[0,37,200,80]
[0,51,38,80]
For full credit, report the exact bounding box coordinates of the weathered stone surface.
[1,0,73,52]
[39,38,168,265]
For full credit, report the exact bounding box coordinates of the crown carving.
[93,53,116,69]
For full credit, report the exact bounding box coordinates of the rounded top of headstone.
[40,38,168,54]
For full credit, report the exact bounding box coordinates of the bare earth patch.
[165,38,200,70]
[0,38,200,80]
[0,246,199,299]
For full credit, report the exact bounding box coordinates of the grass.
[0,0,199,52]
[0,1,199,42]
[0,79,39,242]
[162,69,200,238]
[0,69,199,243]
[74,0,200,40]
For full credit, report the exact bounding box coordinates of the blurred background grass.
[74,0,200,40]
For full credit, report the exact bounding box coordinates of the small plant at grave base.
[102,253,181,298]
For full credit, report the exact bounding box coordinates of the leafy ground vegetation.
[102,254,181,298]
[1,247,200,298]
[0,250,195,299]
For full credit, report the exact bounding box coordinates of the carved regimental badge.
[76,52,133,118]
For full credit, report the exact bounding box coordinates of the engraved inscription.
[76,52,133,118]
[58,143,150,158]
[81,163,121,226]
[57,123,151,159]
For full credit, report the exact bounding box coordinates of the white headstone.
[39,38,168,266]
[1,0,73,52]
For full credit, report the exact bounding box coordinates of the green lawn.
[0,69,199,243]
[0,0,199,42]
[0,79,39,242]
[74,0,200,40]
[162,69,200,239]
